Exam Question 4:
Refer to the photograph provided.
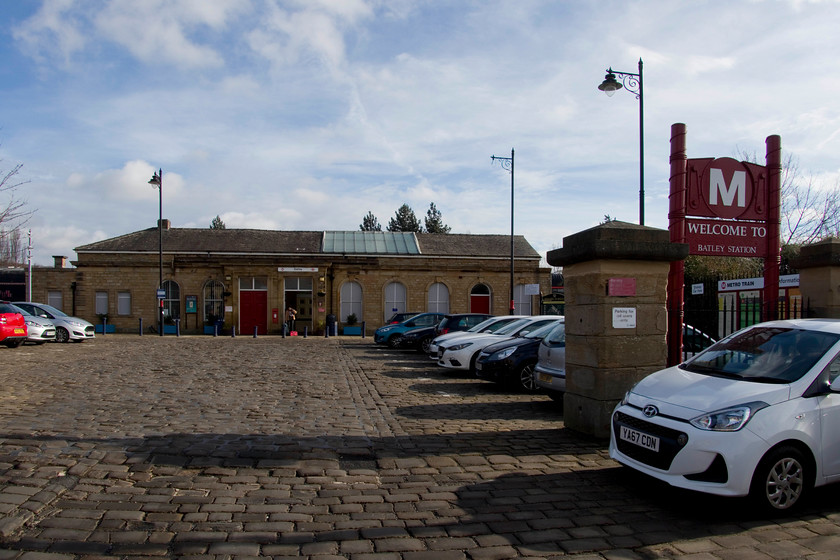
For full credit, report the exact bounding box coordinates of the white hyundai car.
[610,319,840,512]
[436,315,562,374]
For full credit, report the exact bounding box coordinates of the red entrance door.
[240,291,267,335]
[470,294,491,314]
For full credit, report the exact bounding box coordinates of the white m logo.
[709,168,746,207]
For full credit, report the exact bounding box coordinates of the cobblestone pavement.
[2,335,840,559]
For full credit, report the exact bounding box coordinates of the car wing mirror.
[830,377,840,393]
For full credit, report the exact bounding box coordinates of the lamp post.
[491,148,515,315]
[148,169,164,336]
[598,58,644,225]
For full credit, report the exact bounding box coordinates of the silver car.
[533,320,566,401]
[13,302,95,343]
[12,304,56,344]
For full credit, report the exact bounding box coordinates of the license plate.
[620,426,660,452]
[14,328,25,334]
[538,373,552,383]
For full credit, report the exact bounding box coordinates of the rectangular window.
[118,292,131,315]
[285,277,313,290]
[47,291,63,310]
[95,291,108,315]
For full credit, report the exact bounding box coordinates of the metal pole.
[509,148,515,314]
[158,169,163,336]
[638,59,645,226]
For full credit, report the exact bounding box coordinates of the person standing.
[285,306,297,333]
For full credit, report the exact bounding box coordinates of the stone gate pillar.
[795,238,840,318]
[547,221,688,439]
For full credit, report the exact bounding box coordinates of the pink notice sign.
[608,278,636,297]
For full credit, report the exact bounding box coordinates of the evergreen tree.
[387,203,422,232]
[424,202,451,233]
[360,211,382,231]
[210,215,226,229]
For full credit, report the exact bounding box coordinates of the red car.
[0,301,27,348]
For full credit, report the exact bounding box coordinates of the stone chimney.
[53,256,67,268]
[158,219,171,230]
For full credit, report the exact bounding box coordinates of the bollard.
[253,326,258,338]
[231,325,236,338]
[303,326,308,338]
[176,319,181,337]
[325,326,329,338]
[101,317,107,337]
[333,324,338,337]
[282,325,286,338]
[361,321,366,338]
[139,318,143,336]
[214,324,219,337]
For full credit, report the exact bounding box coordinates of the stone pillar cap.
[547,221,688,267]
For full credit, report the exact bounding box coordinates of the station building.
[29,221,550,335]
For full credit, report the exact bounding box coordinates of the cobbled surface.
[1,335,840,559]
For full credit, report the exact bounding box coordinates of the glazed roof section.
[323,231,420,254]
[75,229,541,259]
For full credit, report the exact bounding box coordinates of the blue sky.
[2,0,839,266]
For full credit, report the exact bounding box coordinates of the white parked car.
[13,302,95,343]
[610,319,840,512]
[12,304,56,344]
[533,320,566,401]
[428,315,525,358]
[436,316,561,374]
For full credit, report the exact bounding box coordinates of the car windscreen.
[493,318,531,335]
[682,326,840,383]
[523,321,562,339]
[38,304,69,318]
[10,305,32,316]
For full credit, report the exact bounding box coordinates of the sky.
[2,0,840,267]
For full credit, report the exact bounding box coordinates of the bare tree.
[739,150,840,244]
[0,160,31,263]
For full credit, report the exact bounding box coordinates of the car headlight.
[448,342,473,351]
[67,320,85,328]
[690,402,768,432]
[25,319,38,327]
[493,347,517,360]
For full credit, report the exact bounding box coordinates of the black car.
[400,313,494,353]
[474,319,563,392]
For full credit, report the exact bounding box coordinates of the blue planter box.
[342,326,362,336]
[164,325,178,334]
[95,324,115,333]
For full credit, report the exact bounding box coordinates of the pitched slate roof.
[75,228,541,259]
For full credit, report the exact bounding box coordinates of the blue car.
[374,312,445,348]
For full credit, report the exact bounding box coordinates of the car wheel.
[55,327,70,343]
[420,337,432,354]
[387,335,402,349]
[750,445,811,512]
[517,362,538,392]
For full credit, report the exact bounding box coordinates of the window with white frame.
[118,292,131,315]
[384,282,407,321]
[340,281,363,323]
[95,291,108,316]
[47,291,62,310]
[203,280,225,324]
[162,280,180,324]
[513,284,532,315]
[427,282,449,313]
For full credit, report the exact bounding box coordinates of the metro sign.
[684,157,769,257]
[686,157,766,221]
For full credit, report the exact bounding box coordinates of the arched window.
[384,281,407,322]
[470,283,491,314]
[513,284,532,315]
[428,282,449,313]
[162,280,180,324]
[340,281,363,323]
[203,280,225,325]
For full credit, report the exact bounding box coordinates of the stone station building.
[29,223,549,336]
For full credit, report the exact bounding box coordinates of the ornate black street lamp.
[491,149,515,314]
[598,58,644,225]
[148,169,164,336]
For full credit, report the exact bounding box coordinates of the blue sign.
[156,289,166,298]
